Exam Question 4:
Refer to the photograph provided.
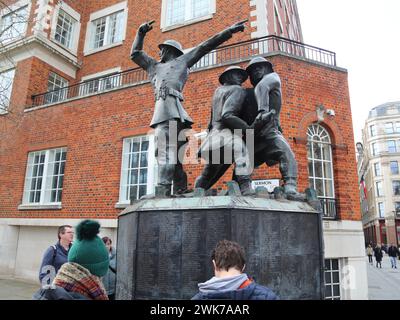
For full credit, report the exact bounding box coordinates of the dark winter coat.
[388,246,399,257]
[374,247,383,261]
[192,282,278,300]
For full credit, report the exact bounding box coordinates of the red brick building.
[0,0,367,299]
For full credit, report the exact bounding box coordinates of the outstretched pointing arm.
[185,19,248,68]
[131,20,157,70]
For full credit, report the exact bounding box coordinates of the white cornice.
[0,35,80,78]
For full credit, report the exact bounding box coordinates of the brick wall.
[0,0,360,221]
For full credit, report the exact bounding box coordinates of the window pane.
[315,179,323,197]
[130,153,139,169]
[325,285,332,298]
[0,6,28,42]
[331,259,339,270]
[139,169,147,184]
[192,0,210,18]
[54,9,76,48]
[314,161,323,178]
[308,161,314,177]
[332,285,340,297]
[322,144,331,161]
[332,272,339,283]
[325,272,332,284]
[385,123,394,134]
[391,161,399,174]
[167,0,185,25]
[140,152,148,167]
[0,69,16,110]
[313,142,322,159]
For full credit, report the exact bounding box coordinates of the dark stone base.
[116,196,324,300]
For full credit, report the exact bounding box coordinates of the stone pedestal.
[116,196,324,300]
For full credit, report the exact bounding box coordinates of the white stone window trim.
[0,0,31,44]
[83,1,128,56]
[50,2,81,55]
[20,147,67,208]
[117,135,157,206]
[160,0,216,32]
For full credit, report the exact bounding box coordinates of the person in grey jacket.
[38,225,73,285]
[102,237,116,300]
[131,19,247,197]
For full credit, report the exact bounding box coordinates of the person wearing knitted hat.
[50,220,110,300]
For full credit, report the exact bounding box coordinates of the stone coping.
[120,196,317,216]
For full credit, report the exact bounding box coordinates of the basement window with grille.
[20,148,67,209]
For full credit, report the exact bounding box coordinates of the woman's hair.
[102,236,112,245]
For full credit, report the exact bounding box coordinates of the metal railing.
[320,197,337,219]
[31,35,336,107]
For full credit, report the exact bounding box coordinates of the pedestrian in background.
[102,236,117,300]
[367,244,373,264]
[374,245,383,268]
[388,243,399,269]
[38,225,73,285]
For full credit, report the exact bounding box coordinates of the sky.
[296,0,400,143]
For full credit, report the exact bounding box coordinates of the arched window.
[307,124,336,217]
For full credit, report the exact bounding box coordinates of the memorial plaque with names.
[116,197,324,300]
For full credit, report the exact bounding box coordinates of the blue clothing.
[33,286,88,300]
[191,273,278,300]
[38,241,70,283]
[192,282,278,300]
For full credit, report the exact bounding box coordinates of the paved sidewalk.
[367,254,400,300]
[0,277,38,300]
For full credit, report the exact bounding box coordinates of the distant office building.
[357,102,400,246]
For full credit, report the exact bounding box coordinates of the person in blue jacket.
[192,240,278,300]
[38,225,74,285]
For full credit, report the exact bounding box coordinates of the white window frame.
[376,181,383,197]
[387,140,397,153]
[44,72,69,104]
[390,161,399,175]
[378,202,385,218]
[21,147,67,207]
[385,122,394,134]
[50,2,81,55]
[307,124,335,199]
[393,180,400,196]
[324,259,341,300]
[369,124,376,137]
[0,68,15,114]
[374,162,381,176]
[118,135,157,205]
[161,0,216,31]
[79,67,121,96]
[0,0,30,44]
[83,1,128,56]
[371,142,379,156]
